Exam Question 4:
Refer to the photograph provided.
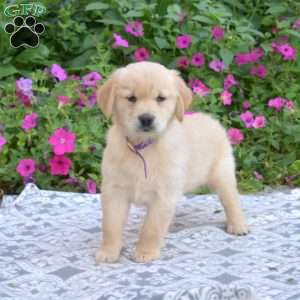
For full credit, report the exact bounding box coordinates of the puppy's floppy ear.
[172,71,193,122]
[96,72,118,118]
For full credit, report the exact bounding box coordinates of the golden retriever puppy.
[96,62,249,263]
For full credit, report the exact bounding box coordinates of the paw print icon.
[4,16,45,48]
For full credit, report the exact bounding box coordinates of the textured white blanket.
[1,183,300,300]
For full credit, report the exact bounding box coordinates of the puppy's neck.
[113,123,158,147]
[126,134,157,146]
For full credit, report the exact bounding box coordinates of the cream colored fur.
[96,62,248,263]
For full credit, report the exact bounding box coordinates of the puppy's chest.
[120,153,162,204]
[115,150,181,205]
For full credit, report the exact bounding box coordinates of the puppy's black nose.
[138,113,155,128]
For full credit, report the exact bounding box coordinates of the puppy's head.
[97,62,192,139]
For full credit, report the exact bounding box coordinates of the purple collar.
[126,137,154,178]
[127,138,154,151]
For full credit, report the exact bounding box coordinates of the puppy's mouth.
[138,125,156,133]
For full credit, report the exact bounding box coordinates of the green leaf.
[96,19,124,26]
[277,20,291,29]
[154,37,169,49]
[166,4,181,21]
[289,160,300,173]
[192,15,214,24]
[15,45,49,65]
[280,29,300,39]
[124,10,144,18]
[85,3,109,11]
[239,178,264,193]
[266,4,288,15]
[237,27,264,37]
[222,0,246,11]
[0,64,18,79]
[261,16,274,26]
[67,49,96,69]
[260,42,271,53]
[219,48,233,65]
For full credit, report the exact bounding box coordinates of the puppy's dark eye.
[157,95,166,102]
[127,95,137,103]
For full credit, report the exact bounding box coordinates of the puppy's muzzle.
[138,113,155,132]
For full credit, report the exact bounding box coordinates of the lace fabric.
[1,184,300,299]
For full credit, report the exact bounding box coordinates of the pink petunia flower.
[113,33,129,48]
[16,159,36,177]
[271,37,290,54]
[21,113,38,132]
[211,25,224,40]
[271,41,279,51]
[240,111,254,128]
[176,56,190,69]
[224,74,237,90]
[75,97,85,108]
[48,128,76,155]
[276,43,297,60]
[82,71,102,87]
[191,52,205,67]
[88,93,97,107]
[251,48,264,60]
[293,19,300,29]
[176,34,192,49]
[235,53,251,65]
[268,97,286,111]
[124,20,144,37]
[134,47,150,62]
[16,78,33,106]
[227,128,244,145]
[220,90,232,105]
[49,155,72,176]
[253,116,266,128]
[235,48,264,65]
[86,179,97,194]
[64,176,80,185]
[250,65,268,78]
[188,78,201,89]
[189,79,210,96]
[285,100,295,110]
[192,81,210,97]
[51,64,68,81]
[0,134,6,152]
[278,35,289,43]
[254,171,264,180]
[57,95,70,106]
[242,101,251,110]
[209,60,226,72]
[17,93,32,106]
[16,78,33,98]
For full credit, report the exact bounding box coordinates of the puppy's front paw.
[134,247,160,263]
[226,218,249,236]
[95,247,120,263]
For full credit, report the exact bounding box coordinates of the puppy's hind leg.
[209,157,249,235]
